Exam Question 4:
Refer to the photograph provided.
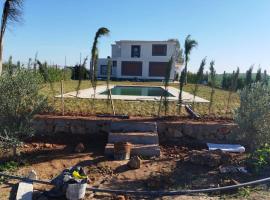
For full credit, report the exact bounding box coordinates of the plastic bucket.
[114,142,132,160]
[66,183,87,200]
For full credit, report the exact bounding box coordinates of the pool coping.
[56,85,209,103]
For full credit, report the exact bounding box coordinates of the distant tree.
[245,65,253,86]
[159,57,173,116]
[221,71,227,89]
[178,70,185,114]
[237,77,245,90]
[75,57,88,97]
[208,60,216,114]
[255,67,262,82]
[262,70,269,86]
[0,0,24,75]
[90,27,110,99]
[16,61,20,69]
[184,35,198,84]
[7,56,13,75]
[192,57,206,110]
[226,67,240,114]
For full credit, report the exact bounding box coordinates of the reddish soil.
[0,134,268,200]
[36,114,234,124]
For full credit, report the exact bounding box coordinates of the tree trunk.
[0,40,3,75]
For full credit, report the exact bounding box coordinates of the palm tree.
[184,35,198,84]
[90,27,110,98]
[0,0,24,75]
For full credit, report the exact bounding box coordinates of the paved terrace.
[56,85,209,103]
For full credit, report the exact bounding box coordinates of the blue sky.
[2,0,270,73]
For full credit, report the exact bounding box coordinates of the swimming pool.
[100,86,174,97]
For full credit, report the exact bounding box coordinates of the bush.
[248,144,270,173]
[0,70,49,150]
[234,83,270,150]
[47,67,72,82]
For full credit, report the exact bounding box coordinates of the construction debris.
[207,143,245,153]
[16,182,33,200]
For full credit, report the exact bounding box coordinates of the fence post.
[61,80,64,116]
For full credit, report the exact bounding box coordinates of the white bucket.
[66,183,87,200]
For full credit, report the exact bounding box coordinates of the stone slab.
[16,182,33,200]
[108,132,159,144]
[105,143,160,157]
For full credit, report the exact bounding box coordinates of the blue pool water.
[100,86,174,97]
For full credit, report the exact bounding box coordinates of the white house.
[97,40,181,80]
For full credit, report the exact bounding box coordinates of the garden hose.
[0,172,270,197]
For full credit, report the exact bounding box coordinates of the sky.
[2,0,270,73]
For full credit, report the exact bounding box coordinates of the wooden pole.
[61,80,64,116]
[109,89,115,115]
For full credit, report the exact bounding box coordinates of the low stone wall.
[158,122,238,144]
[33,116,238,144]
[33,116,111,135]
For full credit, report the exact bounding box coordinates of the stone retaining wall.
[158,122,238,144]
[33,116,238,143]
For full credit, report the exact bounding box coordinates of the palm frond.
[184,34,198,62]
[1,0,23,37]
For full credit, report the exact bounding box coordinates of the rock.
[127,156,141,169]
[189,149,230,167]
[74,143,85,153]
[27,170,38,180]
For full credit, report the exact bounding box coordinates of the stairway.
[105,121,161,157]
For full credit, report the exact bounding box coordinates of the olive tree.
[0,70,49,154]
[234,83,270,150]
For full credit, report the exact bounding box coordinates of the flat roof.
[115,40,177,43]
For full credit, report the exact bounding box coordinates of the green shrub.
[248,144,270,173]
[0,70,49,150]
[234,83,270,150]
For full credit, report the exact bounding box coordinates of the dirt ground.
[0,134,270,200]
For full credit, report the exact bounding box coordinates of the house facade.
[98,40,180,80]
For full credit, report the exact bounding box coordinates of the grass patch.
[40,80,239,118]
[0,161,19,172]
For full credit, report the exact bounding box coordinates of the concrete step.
[105,143,161,157]
[108,132,159,144]
[110,121,157,133]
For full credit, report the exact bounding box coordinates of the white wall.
[113,41,177,80]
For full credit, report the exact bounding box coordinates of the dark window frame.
[100,65,112,76]
[131,45,141,58]
[121,61,143,76]
[112,60,117,67]
[148,62,169,77]
[152,44,167,56]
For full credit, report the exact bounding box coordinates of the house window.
[121,61,142,76]
[149,62,169,77]
[152,44,167,56]
[131,45,141,58]
[113,60,117,67]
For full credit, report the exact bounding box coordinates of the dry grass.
[39,80,239,118]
